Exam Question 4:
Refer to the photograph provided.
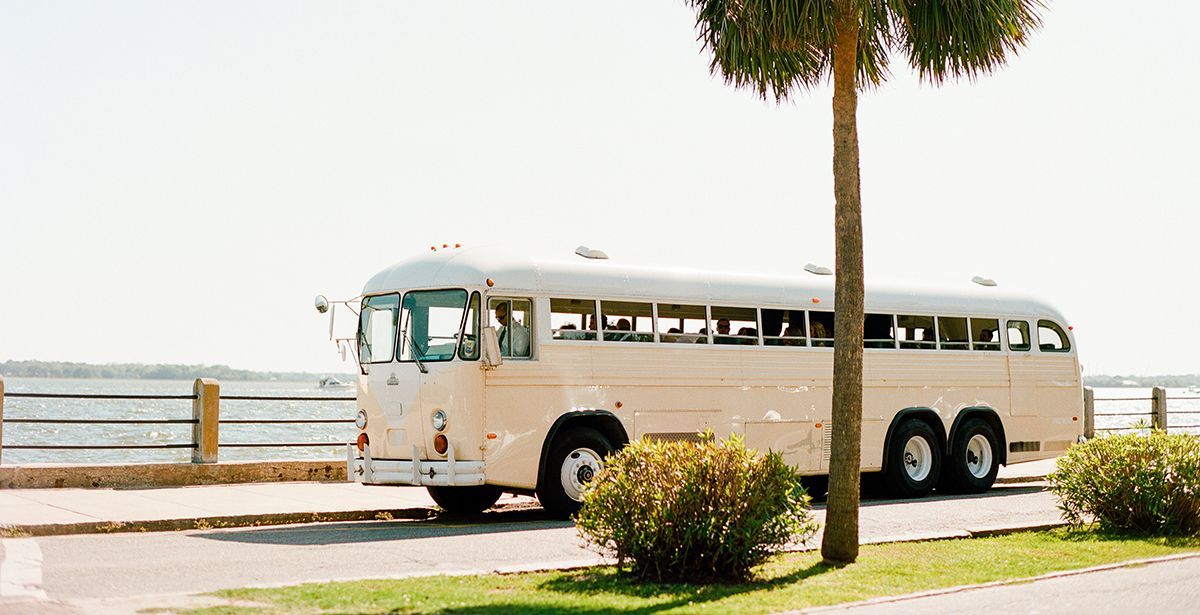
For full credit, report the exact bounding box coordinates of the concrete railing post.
[1083,387,1095,439]
[192,378,220,463]
[1151,386,1168,432]
[1,375,5,465]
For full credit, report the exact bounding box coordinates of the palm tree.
[685,0,1044,564]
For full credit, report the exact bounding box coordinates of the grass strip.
[193,529,1200,614]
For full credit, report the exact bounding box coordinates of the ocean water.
[0,377,356,465]
[1,379,1196,465]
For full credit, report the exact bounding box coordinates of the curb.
[0,507,435,538]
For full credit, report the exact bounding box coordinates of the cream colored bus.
[333,245,1082,517]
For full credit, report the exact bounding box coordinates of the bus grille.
[644,432,709,444]
[822,423,833,466]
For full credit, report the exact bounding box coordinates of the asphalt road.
[0,484,1064,611]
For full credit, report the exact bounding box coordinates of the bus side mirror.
[481,327,503,368]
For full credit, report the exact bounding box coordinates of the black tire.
[800,475,829,501]
[426,485,503,514]
[941,418,1000,494]
[537,427,613,519]
[883,419,942,498]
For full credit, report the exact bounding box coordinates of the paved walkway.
[0,459,1058,536]
[811,553,1200,614]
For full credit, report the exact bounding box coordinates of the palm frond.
[897,0,1045,83]
[689,0,834,102]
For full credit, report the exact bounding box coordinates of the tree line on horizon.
[0,360,353,382]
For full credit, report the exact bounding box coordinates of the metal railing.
[1084,386,1200,437]
[0,376,354,464]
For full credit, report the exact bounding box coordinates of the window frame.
[357,292,402,366]
[1005,319,1031,352]
[487,295,535,359]
[1036,319,1072,353]
[969,317,1002,352]
[549,296,599,342]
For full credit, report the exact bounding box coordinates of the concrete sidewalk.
[0,458,1058,537]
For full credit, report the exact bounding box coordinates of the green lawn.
[193,529,1200,614]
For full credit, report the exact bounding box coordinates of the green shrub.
[575,434,817,583]
[1048,431,1200,535]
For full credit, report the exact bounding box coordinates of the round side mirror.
[314,295,330,314]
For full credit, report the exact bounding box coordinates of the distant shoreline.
[1,360,354,383]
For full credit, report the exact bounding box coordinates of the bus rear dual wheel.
[884,418,999,498]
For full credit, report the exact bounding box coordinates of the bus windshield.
[358,294,400,364]
[399,289,469,362]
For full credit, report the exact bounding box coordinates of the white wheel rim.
[965,434,993,479]
[560,447,602,502]
[903,436,933,483]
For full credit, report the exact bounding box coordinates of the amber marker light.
[615,401,623,409]
[815,423,823,429]
[812,297,821,304]
[486,432,498,440]
[434,434,449,455]
[356,432,369,452]
[486,278,495,287]
[430,246,436,251]
[455,243,462,248]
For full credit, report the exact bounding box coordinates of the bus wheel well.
[536,411,629,491]
[949,408,1007,466]
[882,408,947,472]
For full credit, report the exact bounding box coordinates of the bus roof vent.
[575,245,609,260]
[803,263,833,276]
[971,276,998,287]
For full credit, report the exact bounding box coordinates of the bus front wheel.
[941,419,1000,494]
[883,419,942,498]
[426,485,503,514]
[537,427,612,519]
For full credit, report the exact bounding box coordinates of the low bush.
[1048,431,1200,535]
[575,433,817,583]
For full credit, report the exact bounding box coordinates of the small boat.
[319,376,353,389]
[1187,385,1200,395]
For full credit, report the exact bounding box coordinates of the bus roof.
[363,245,1069,321]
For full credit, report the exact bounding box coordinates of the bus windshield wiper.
[402,331,429,374]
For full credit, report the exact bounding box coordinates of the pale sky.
[1,1,1197,377]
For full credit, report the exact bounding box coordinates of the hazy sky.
[2,1,1197,377]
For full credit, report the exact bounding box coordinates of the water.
[1,377,356,464]
[2,380,1196,465]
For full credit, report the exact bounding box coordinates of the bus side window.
[711,306,758,345]
[864,314,896,349]
[459,291,481,360]
[489,298,532,358]
[551,298,597,341]
[762,309,806,346]
[1037,320,1071,352]
[970,318,1001,351]
[938,317,969,350]
[897,315,936,349]
[600,300,654,342]
[1006,320,1031,351]
[657,303,708,344]
[809,311,834,347]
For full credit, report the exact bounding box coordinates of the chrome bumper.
[346,443,486,486]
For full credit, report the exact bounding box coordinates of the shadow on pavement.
[192,506,574,547]
[808,483,1045,509]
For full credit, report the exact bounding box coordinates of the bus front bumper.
[346,443,486,487]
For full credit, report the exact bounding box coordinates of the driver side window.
[489,298,533,359]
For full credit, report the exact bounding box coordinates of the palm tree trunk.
[820,3,864,566]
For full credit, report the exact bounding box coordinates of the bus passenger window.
[970,318,1001,351]
[711,306,758,345]
[600,301,654,342]
[489,298,532,358]
[762,309,806,346]
[864,314,896,349]
[938,317,969,350]
[656,303,708,344]
[897,315,936,349]
[551,298,597,341]
[1007,320,1031,351]
[810,312,834,347]
[459,292,481,360]
[1037,320,1071,352]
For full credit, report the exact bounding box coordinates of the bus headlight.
[432,410,448,432]
[355,410,368,430]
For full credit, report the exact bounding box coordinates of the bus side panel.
[1006,354,1082,463]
